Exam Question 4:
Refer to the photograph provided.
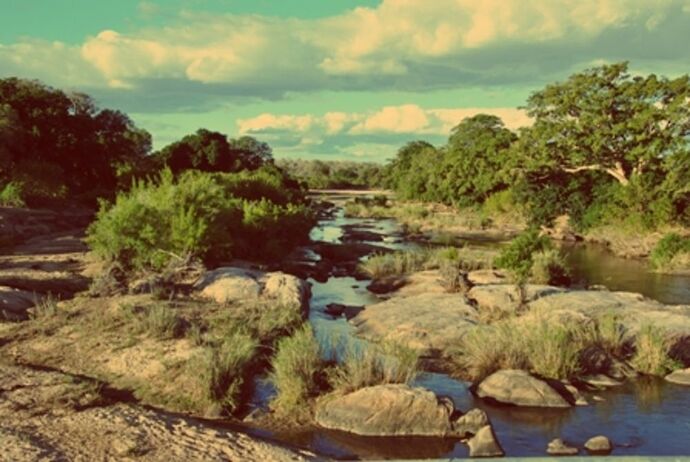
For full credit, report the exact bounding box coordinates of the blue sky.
[2,0,689,162]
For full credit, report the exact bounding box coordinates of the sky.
[1,0,689,163]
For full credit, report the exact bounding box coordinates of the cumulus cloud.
[236,104,531,161]
[2,0,687,99]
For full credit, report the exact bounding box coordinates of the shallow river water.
[255,198,690,459]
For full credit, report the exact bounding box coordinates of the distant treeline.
[382,62,690,232]
[276,159,384,190]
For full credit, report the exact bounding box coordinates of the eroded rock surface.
[315,384,461,437]
[351,293,478,356]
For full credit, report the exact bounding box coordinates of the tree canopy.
[0,78,151,204]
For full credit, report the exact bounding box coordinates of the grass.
[327,340,419,394]
[268,324,323,416]
[631,324,679,376]
[30,293,59,320]
[359,246,495,279]
[649,233,690,273]
[192,330,258,412]
[141,304,184,339]
[530,248,571,285]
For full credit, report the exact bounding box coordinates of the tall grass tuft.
[269,325,323,416]
[194,331,258,411]
[327,340,419,394]
[142,303,184,339]
[30,293,59,320]
[631,324,678,376]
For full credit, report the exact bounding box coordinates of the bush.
[650,233,690,271]
[0,181,26,207]
[494,228,552,283]
[87,169,314,272]
[269,325,323,416]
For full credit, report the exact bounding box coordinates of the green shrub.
[631,324,678,376]
[0,181,26,207]
[87,169,314,272]
[650,233,690,271]
[495,228,552,283]
[269,325,323,416]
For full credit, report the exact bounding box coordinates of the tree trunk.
[564,162,629,185]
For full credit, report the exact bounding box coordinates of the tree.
[439,114,516,205]
[517,62,690,186]
[384,140,436,194]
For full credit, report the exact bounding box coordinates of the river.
[252,194,690,459]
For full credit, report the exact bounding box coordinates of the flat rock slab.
[315,384,458,437]
[351,293,479,356]
[476,369,572,408]
[469,284,565,315]
[665,368,690,386]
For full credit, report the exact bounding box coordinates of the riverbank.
[341,197,690,275]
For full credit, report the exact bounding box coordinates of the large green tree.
[0,78,151,203]
[439,114,517,205]
[517,62,690,186]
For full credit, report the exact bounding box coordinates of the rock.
[194,267,310,314]
[352,293,479,356]
[366,276,408,294]
[467,425,504,458]
[467,269,506,285]
[582,374,622,388]
[665,368,690,386]
[547,438,579,455]
[453,408,489,437]
[476,370,572,408]
[563,383,588,406]
[584,435,612,454]
[528,290,690,342]
[314,384,460,437]
[469,284,565,316]
[324,303,364,320]
[0,286,36,321]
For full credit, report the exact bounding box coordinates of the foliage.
[0,181,26,207]
[152,129,273,176]
[87,168,314,272]
[0,78,151,205]
[494,229,552,283]
[269,325,323,416]
[276,159,384,189]
[650,233,690,271]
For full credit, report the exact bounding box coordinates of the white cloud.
[238,104,530,139]
[3,0,680,90]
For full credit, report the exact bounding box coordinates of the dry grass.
[327,340,419,394]
[631,324,679,376]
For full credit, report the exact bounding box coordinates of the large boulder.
[584,435,612,454]
[475,370,573,408]
[351,293,479,357]
[453,408,489,437]
[314,384,461,437]
[194,267,310,314]
[0,286,36,321]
